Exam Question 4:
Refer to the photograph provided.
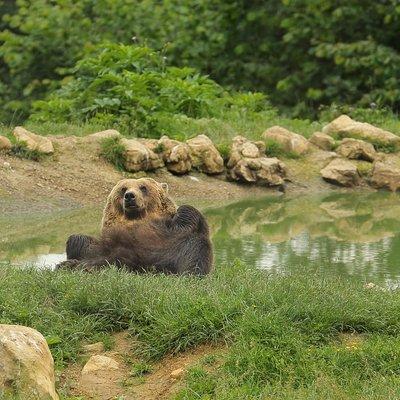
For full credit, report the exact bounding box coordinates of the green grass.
[99,136,126,171]
[2,263,400,399]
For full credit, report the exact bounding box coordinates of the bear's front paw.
[55,259,81,270]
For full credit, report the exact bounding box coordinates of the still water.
[1,192,400,284]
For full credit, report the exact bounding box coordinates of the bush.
[264,138,300,159]
[30,42,271,139]
[2,1,400,121]
[100,136,126,171]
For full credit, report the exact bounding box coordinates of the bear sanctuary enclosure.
[2,191,400,286]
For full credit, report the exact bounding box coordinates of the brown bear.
[101,177,177,231]
[57,178,213,275]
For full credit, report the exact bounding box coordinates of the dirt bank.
[0,135,367,214]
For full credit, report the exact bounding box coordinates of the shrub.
[10,142,45,161]
[2,1,400,121]
[215,143,231,163]
[100,136,126,170]
[264,139,300,159]
[30,43,270,139]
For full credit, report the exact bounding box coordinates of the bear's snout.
[124,191,137,207]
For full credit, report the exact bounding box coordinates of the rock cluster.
[309,132,335,151]
[227,136,287,186]
[121,138,163,172]
[336,138,377,162]
[0,324,59,400]
[371,161,400,192]
[85,129,121,142]
[119,134,224,175]
[322,114,400,149]
[263,126,309,155]
[320,159,360,187]
[4,116,400,192]
[187,134,224,174]
[13,126,54,154]
[158,136,192,175]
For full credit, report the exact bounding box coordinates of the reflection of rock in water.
[205,192,400,282]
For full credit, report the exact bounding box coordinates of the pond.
[1,191,400,285]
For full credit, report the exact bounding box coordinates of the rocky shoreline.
[0,115,400,203]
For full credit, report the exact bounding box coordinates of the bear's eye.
[139,185,148,194]
[120,187,127,195]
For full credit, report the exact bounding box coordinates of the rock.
[370,161,400,192]
[80,355,122,400]
[158,136,192,175]
[170,368,184,379]
[227,136,287,185]
[82,355,119,373]
[13,126,54,154]
[336,138,377,162]
[322,114,400,149]
[263,126,309,155]
[186,134,224,174]
[138,138,160,153]
[309,132,335,151]
[121,138,164,172]
[0,135,12,151]
[3,162,11,169]
[85,129,121,142]
[83,342,105,354]
[0,324,59,400]
[320,159,360,187]
[322,114,354,134]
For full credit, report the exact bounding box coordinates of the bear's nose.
[124,191,135,200]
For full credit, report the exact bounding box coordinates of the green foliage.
[30,42,270,139]
[129,362,153,377]
[264,138,300,159]
[215,143,231,163]
[100,136,126,171]
[2,264,400,397]
[10,142,45,161]
[2,1,400,121]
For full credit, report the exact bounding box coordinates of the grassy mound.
[1,264,400,398]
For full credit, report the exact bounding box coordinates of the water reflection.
[1,192,400,282]
[204,192,400,283]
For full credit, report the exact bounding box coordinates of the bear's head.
[101,178,177,230]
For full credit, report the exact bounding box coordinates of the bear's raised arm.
[168,205,209,235]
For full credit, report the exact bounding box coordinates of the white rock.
[0,324,59,400]
[13,126,54,154]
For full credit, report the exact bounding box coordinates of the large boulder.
[336,138,377,162]
[0,324,58,400]
[371,161,400,192]
[121,138,163,172]
[322,115,400,149]
[320,158,360,187]
[186,134,224,174]
[227,136,287,185]
[13,127,54,154]
[85,129,121,142]
[0,135,12,151]
[309,132,335,151]
[263,126,309,155]
[158,136,192,175]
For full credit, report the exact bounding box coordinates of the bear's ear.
[160,182,169,193]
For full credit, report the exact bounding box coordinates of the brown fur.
[58,205,213,275]
[101,178,177,232]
